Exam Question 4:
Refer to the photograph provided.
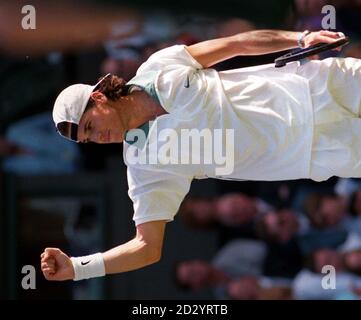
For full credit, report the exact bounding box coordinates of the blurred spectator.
[303,192,347,229]
[175,260,230,292]
[212,239,267,278]
[297,191,356,255]
[180,193,271,230]
[179,197,217,230]
[306,248,344,273]
[293,233,361,299]
[306,246,361,275]
[174,239,267,298]
[297,187,361,254]
[227,276,293,300]
[216,193,264,227]
[255,208,309,244]
[1,112,81,175]
[293,234,361,299]
[344,249,361,276]
[227,276,260,300]
[254,209,306,278]
[293,268,361,299]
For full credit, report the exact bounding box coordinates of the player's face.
[78,102,124,144]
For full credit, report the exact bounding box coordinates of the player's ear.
[90,91,107,104]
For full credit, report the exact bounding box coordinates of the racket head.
[275,36,350,68]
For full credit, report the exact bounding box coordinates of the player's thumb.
[44,247,61,256]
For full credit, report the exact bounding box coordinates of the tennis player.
[41,29,360,281]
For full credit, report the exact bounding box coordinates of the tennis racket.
[275,36,350,68]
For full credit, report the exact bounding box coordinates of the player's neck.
[118,90,167,130]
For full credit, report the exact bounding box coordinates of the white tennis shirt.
[124,45,314,225]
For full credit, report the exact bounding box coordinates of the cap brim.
[56,121,79,142]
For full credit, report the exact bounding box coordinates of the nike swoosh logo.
[184,75,190,88]
[81,260,91,266]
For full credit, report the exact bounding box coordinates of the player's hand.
[40,248,74,281]
[304,30,346,51]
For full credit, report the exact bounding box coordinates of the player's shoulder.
[137,45,182,71]
[136,45,201,75]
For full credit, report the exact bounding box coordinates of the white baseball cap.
[53,73,111,142]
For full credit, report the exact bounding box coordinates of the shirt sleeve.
[135,45,209,115]
[136,45,203,75]
[127,163,193,226]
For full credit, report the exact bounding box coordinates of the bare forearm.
[102,237,161,274]
[40,221,165,281]
[187,29,300,68]
[235,30,299,55]
[186,29,342,67]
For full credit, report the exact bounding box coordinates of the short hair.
[85,74,129,111]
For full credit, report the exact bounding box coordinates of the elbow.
[149,250,162,264]
[139,241,162,266]
[145,246,162,265]
[135,222,165,266]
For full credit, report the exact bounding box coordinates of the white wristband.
[70,253,106,281]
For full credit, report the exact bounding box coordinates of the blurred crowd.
[1,0,361,300]
[176,180,361,299]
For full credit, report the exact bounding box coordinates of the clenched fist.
[40,248,74,281]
